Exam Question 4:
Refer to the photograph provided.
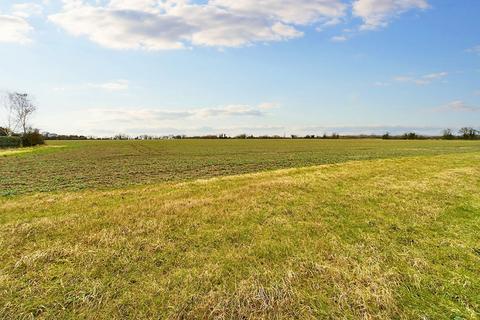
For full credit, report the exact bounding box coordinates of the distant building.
[42,132,59,138]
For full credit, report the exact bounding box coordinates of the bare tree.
[459,127,478,140]
[7,92,36,135]
[442,128,454,140]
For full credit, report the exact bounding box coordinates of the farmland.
[2,139,480,196]
[1,140,480,319]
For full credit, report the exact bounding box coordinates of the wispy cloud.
[0,14,33,44]
[353,0,430,30]
[12,3,44,18]
[64,103,273,136]
[394,72,448,85]
[52,86,66,92]
[88,80,129,92]
[466,45,480,55]
[88,103,270,123]
[331,35,348,42]
[258,102,280,110]
[436,100,479,112]
[195,105,265,117]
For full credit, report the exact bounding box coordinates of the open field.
[1,140,480,319]
[1,152,480,318]
[2,139,480,196]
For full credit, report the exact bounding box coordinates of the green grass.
[2,139,480,195]
[1,151,479,319]
[0,145,66,157]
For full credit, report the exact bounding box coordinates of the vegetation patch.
[0,145,65,158]
[1,152,479,319]
[2,139,480,195]
[0,136,21,149]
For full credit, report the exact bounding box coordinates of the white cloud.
[394,71,447,85]
[353,0,429,30]
[88,104,267,122]
[173,5,303,48]
[195,105,265,117]
[258,102,279,110]
[211,0,346,25]
[48,0,346,50]
[12,3,44,18]
[0,14,33,44]
[466,45,480,55]
[49,3,189,50]
[70,104,269,134]
[474,90,480,96]
[422,72,448,80]
[88,80,129,91]
[331,35,347,42]
[438,100,479,112]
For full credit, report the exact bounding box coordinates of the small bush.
[22,130,45,147]
[403,132,420,140]
[0,136,22,148]
[0,127,11,136]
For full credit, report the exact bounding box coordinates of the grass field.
[1,140,480,319]
[2,139,480,196]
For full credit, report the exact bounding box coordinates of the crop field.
[2,139,480,196]
[1,140,480,319]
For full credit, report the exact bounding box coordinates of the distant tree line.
[40,128,479,141]
[43,134,90,140]
[0,92,44,148]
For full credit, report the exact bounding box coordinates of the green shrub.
[0,136,22,148]
[21,130,45,147]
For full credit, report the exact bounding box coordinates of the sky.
[0,0,479,137]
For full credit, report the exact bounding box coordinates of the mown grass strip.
[1,152,479,319]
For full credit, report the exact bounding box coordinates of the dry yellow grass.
[1,152,480,319]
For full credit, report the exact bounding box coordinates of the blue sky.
[0,0,479,136]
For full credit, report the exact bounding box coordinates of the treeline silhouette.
[37,127,480,141]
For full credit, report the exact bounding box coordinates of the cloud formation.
[88,104,268,123]
[331,35,348,42]
[353,0,429,30]
[88,80,130,91]
[466,45,480,55]
[47,0,429,50]
[211,0,346,25]
[394,71,448,85]
[439,100,479,113]
[258,102,279,110]
[0,14,33,44]
[12,3,44,18]
[49,0,344,50]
